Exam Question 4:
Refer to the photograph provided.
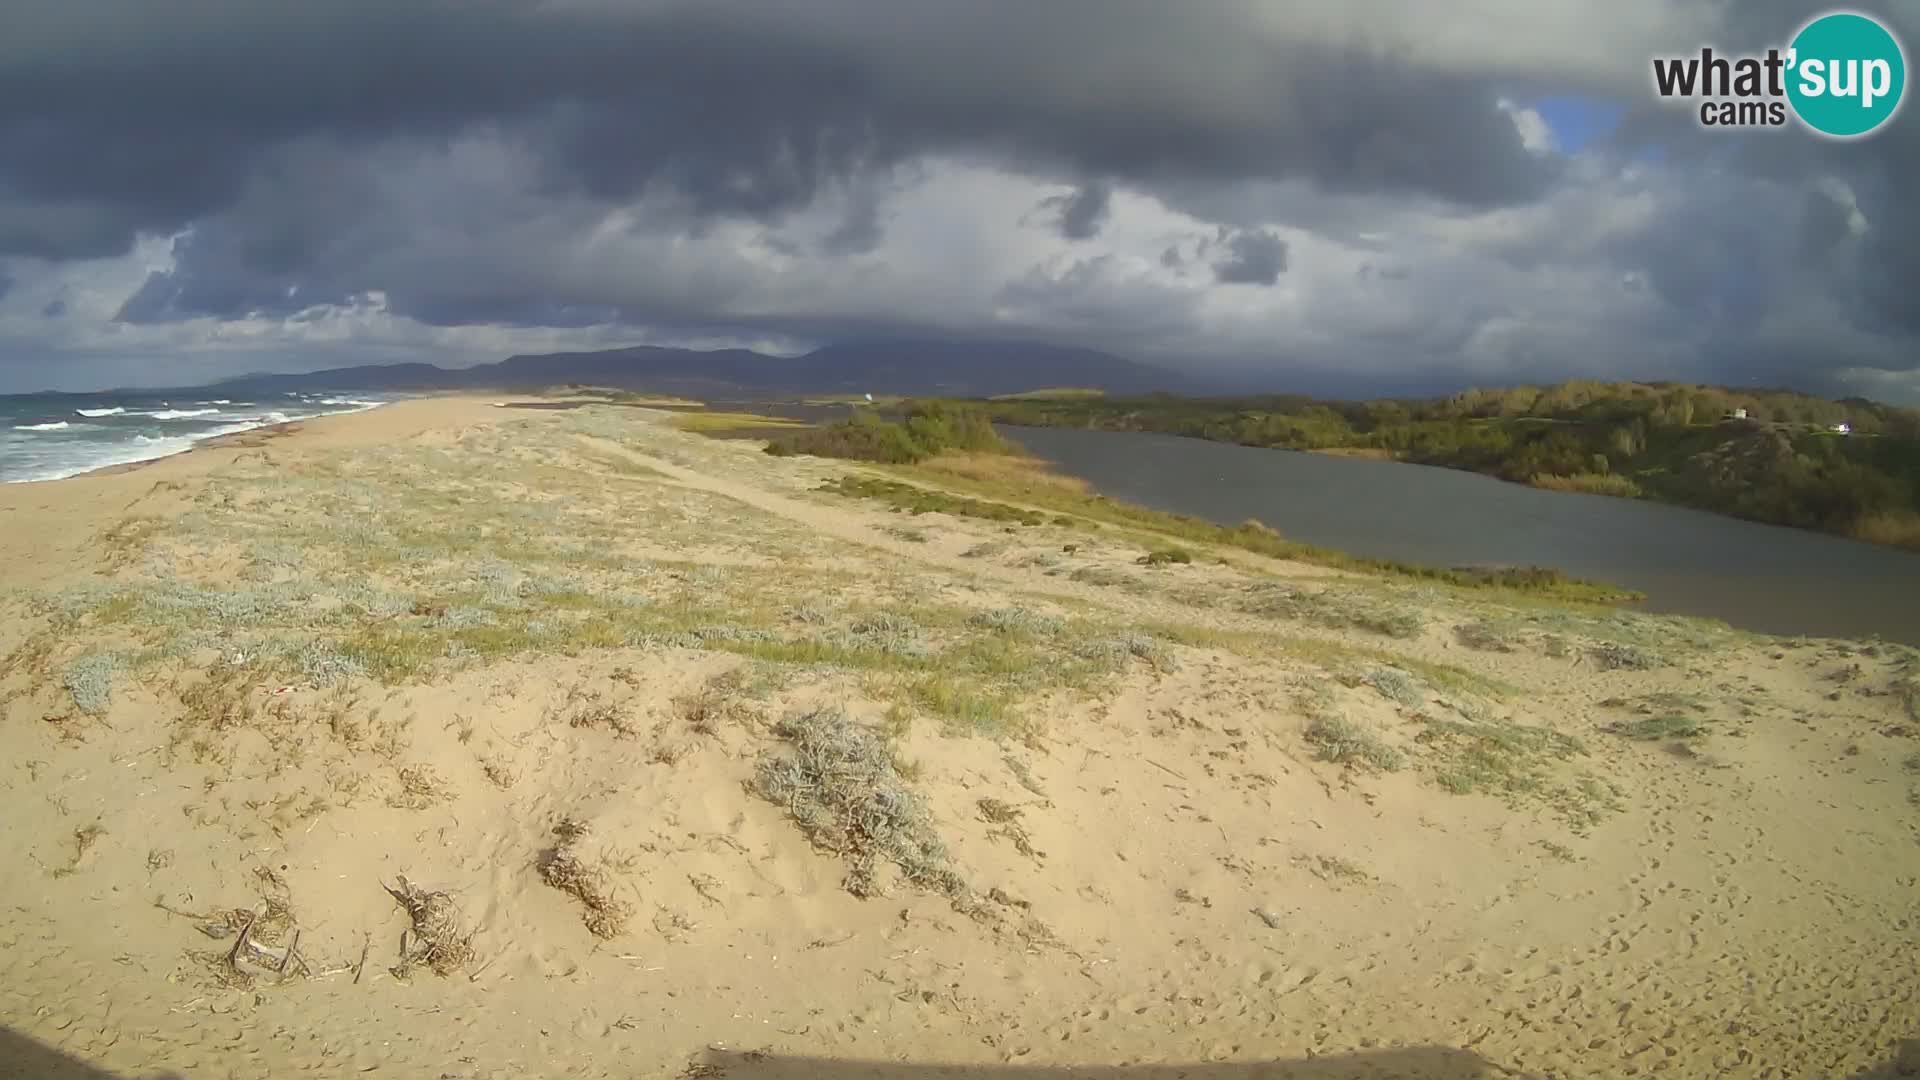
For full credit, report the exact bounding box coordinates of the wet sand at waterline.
[1,396,1915,1079]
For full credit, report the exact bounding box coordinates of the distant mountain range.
[196,341,1189,399]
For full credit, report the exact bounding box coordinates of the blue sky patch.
[1531,95,1626,154]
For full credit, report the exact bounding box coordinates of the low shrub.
[766,401,1013,464]
[1137,547,1194,567]
[1607,714,1709,741]
[752,707,963,898]
[1303,714,1404,771]
[63,653,123,715]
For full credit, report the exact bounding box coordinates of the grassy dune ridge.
[766,403,1644,605]
[5,416,1177,741]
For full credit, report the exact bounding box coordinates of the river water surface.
[1001,425,1920,645]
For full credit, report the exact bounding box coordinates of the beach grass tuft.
[752,707,964,898]
[1607,713,1710,741]
[1302,712,1405,772]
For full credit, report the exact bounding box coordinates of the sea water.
[0,390,392,483]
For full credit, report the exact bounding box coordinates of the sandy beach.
[1,396,1915,1080]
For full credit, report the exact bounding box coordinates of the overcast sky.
[1,0,1916,400]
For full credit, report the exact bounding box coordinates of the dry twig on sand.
[383,876,475,977]
[538,818,635,939]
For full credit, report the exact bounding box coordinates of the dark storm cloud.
[0,0,1555,272]
[5,0,1916,404]
[995,254,1206,343]
[1039,183,1114,240]
[1212,229,1288,285]
[0,199,161,261]
[817,180,892,256]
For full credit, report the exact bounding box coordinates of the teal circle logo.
[1787,11,1907,138]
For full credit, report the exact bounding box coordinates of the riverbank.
[974,388,1920,553]
[999,424,1920,646]
[2,396,1916,1079]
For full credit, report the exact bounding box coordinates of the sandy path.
[587,435,1347,634]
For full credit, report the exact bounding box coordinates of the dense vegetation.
[973,382,1920,550]
[765,400,1014,463]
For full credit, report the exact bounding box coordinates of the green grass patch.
[910,674,1020,737]
[988,388,1107,401]
[1529,472,1644,498]
[727,636,901,669]
[1415,715,1615,831]
[1137,546,1194,566]
[1607,714,1710,741]
[671,411,814,434]
[1615,690,1708,712]
[819,475,1047,526]
[1454,620,1518,653]
[1364,667,1425,708]
[1385,654,1520,701]
[1131,621,1259,653]
[573,450,671,479]
[967,607,1066,638]
[1238,583,1426,640]
[1303,714,1405,772]
[91,594,141,625]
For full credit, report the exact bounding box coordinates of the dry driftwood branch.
[225,915,255,972]
[278,929,301,976]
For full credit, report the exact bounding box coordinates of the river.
[1000,425,1920,645]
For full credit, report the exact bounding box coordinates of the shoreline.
[1,396,528,488]
[3,402,403,488]
[0,395,513,588]
[2,392,698,491]
[1024,420,1920,559]
[59,419,311,481]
